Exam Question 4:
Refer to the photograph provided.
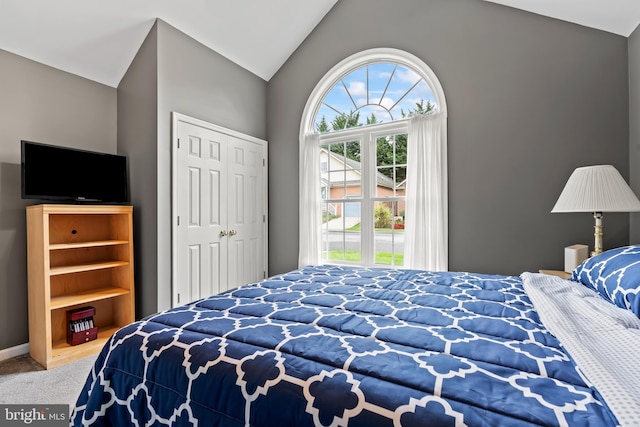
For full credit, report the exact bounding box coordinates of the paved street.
[322,229,404,253]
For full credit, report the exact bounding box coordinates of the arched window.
[299,48,448,270]
[314,62,436,131]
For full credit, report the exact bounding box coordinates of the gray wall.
[630,25,640,242]
[117,22,159,318]
[267,0,630,276]
[118,19,267,317]
[0,49,116,351]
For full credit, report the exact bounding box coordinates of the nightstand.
[538,269,571,280]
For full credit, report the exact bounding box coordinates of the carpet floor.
[0,353,97,409]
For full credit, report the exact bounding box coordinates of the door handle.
[219,230,228,237]
[229,229,237,236]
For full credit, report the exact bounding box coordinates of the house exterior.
[320,148,405,218]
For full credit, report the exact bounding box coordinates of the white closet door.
[174,120,228,305]
[226,136,266,290]
[172,113,267,307]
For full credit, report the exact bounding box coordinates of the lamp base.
[592,212,603,257]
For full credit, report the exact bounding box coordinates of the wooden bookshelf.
[26,204,134,369]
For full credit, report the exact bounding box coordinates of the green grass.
[323,250,403,265]
[346,223,404,233]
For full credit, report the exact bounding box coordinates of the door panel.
[227,136,265,290]
[175,121,228,305]
[188,244,201,300]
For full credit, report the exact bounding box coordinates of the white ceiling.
[485,0,640,37]
[0,1,638,88]
[0,0,339,87]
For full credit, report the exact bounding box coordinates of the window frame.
[318,120,409,266]
[300,48,447,268]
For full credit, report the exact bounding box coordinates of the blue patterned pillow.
[572,245,640,317]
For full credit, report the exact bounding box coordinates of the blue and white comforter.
[71,265,618,426]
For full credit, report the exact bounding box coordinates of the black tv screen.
[21,140,128,203]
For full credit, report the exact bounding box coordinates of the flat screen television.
[21,140,129,203]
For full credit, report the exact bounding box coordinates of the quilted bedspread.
[71,265,618,426]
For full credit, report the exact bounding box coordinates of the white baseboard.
[0,343,29,363]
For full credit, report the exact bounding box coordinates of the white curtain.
[298,133,322,267]
[404,113,448,271]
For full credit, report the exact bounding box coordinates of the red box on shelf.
[66,306,98,346]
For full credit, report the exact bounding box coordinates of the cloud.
[369,96,395,109]
[346,81,367,97]
[375,67,421,85]
[395,68,421,85]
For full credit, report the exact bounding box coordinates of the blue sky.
[315,62,436,131]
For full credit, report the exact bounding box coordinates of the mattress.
[71,265,622,426]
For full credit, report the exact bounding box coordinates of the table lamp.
[551,165,640,256]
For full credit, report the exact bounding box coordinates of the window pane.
[390,80,437,119]
[344,145,361,197]
[394,134,407,168]
[375,133,407,198]
[321,141,361,199]
[315,104,340,133]
[328,169,347,199]
[373,201,404,266]
[321,86,351,130]
[322,202,361,264]
[322,201,338,222]
[359,105,393,124]
[395,166,407,193]
[367,63,398,106]
[375,135,393,168]
[341,67,368,109]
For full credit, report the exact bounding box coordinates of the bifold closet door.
[173,114,267,307]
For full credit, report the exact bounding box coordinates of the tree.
[376,135,407,183]
[401,99,435,118]
[316,116,330,133]
[329,140,360,162]
[327,111,362,161]
[332,111,361,131]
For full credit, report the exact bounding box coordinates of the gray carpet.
[0,353,97,408]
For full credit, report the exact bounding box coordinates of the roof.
[321,148,400,190]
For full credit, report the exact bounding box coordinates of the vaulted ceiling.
[485,0,640,37]
[0,0,638,88]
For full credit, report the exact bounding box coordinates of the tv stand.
[26,204,135,369]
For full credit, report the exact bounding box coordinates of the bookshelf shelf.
[49,261,130,276]
[49,240,129,250]
[50,286,130,310]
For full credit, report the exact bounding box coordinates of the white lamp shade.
[551,165,640,213]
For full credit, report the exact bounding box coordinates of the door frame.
[171,112,268,307]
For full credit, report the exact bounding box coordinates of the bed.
[71,246,640,426]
